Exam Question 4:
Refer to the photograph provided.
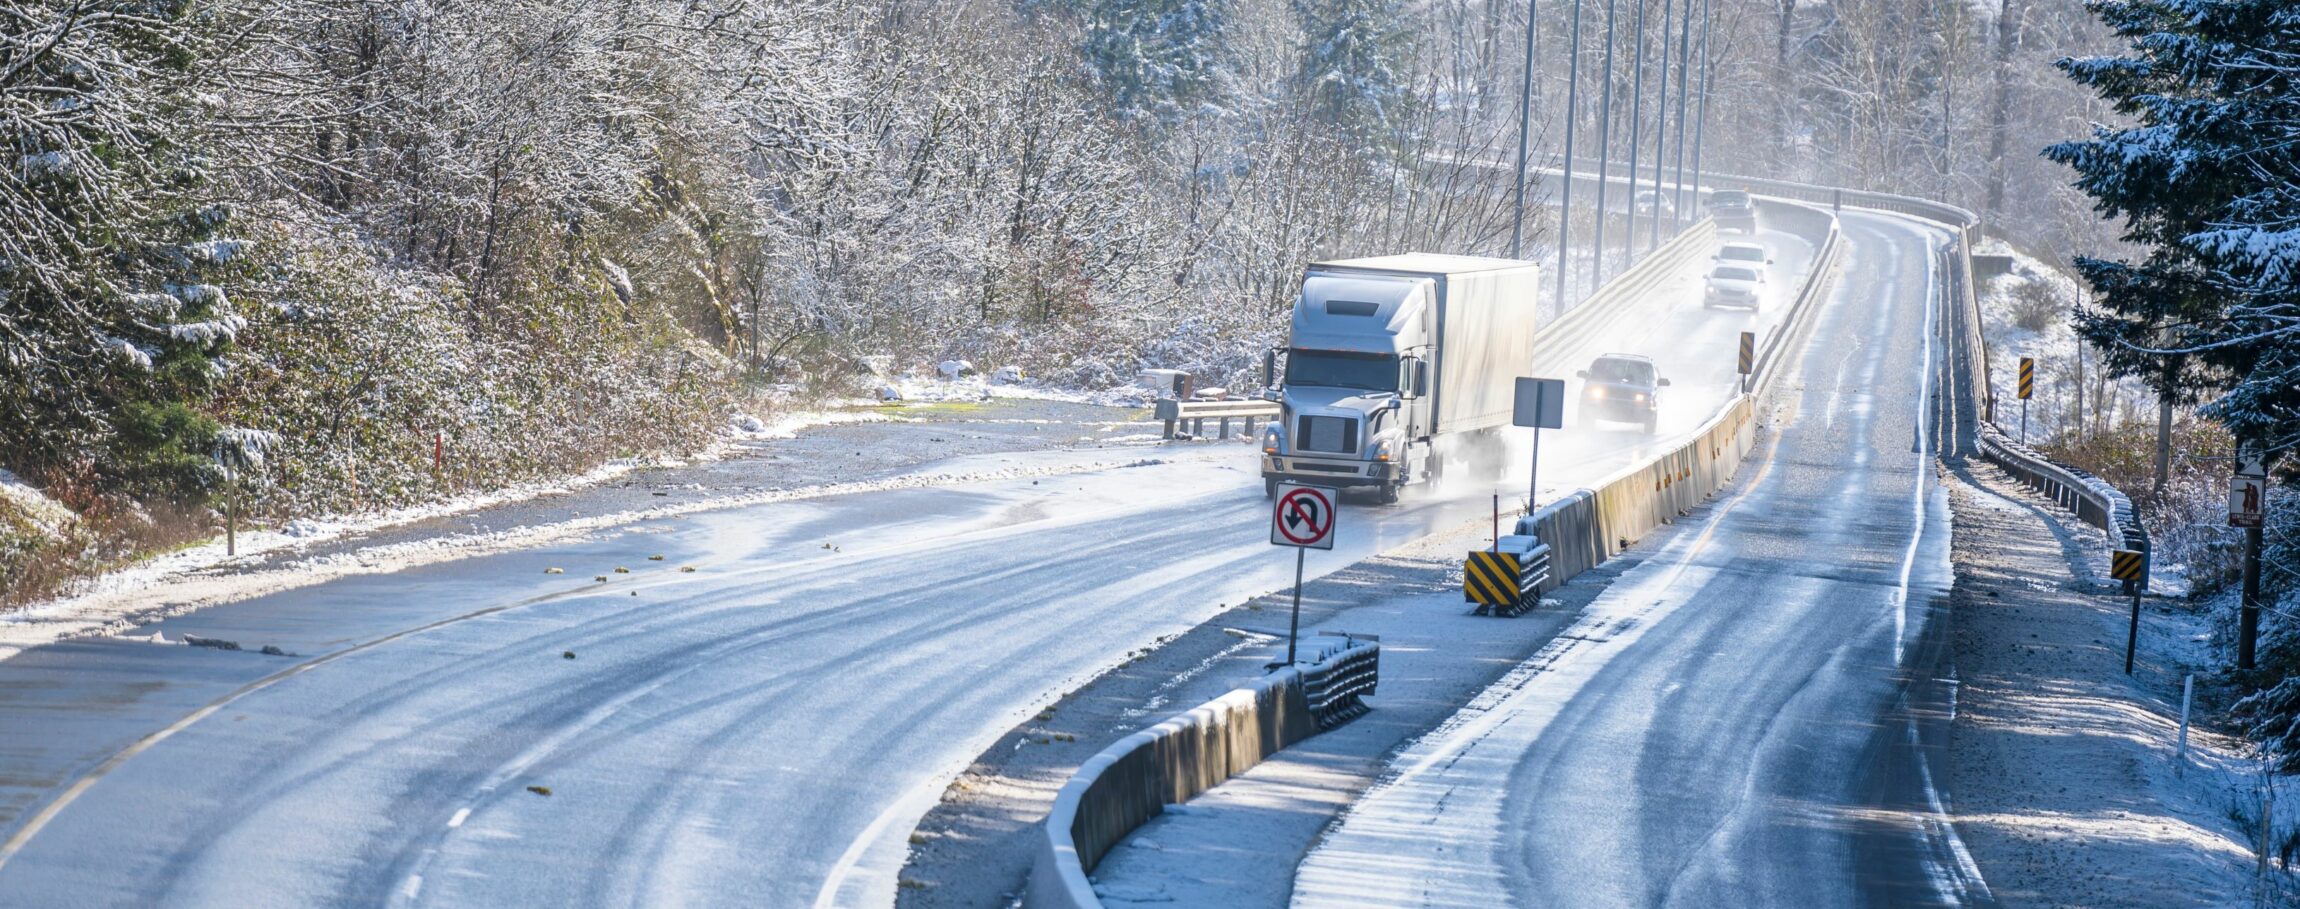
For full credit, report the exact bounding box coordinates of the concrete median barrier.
[1025,637,1376,909]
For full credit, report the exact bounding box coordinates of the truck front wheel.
[1378,480,1401,504]
[1265,478,1278,499]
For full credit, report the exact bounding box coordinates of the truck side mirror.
[1412,360,1429,396]
[1263,349,1277,389]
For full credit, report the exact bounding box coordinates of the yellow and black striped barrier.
[2111,549,2146,584]
[1737,331,1755,376]
[1465,540,1550,616]
[2018,357,2035,400]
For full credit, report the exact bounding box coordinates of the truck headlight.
[1370,438,1394,462]
[1262,425,1282,454]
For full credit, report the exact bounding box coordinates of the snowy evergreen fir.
[1080,0,1241,126]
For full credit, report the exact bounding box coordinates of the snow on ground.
[0,409,1185,664]
[0,469,75,541]
[1973,239,2154,442]
[1946,462,2276,906]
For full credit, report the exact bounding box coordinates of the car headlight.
[1633,392,1649,404]
[1705,285,1717,294]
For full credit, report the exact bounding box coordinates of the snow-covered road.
[0,226,1813,908]
[1292,211,1976,908]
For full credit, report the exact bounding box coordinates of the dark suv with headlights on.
[1576,354,1670,434]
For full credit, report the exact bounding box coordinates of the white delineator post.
[2176,673,2193,777]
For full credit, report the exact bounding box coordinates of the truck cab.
[1261,274,1432,503]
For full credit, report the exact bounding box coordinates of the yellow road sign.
[1737,331,1755,375]
[2111,549,2145,582]
[2018,357,2035,400]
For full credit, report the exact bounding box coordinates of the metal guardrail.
[1977,422,2152,586]
[1530,218,1718,376]
[1154,397,1280,440]
[1732,173,2153,583]
[1026,637,1380,909]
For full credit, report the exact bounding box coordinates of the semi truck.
[1259,254,1542,503]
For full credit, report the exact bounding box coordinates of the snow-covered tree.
[1292,0,1417,144]
[2045,0,2300,473]
[0,1,251,501]
[1081,0,1241,126]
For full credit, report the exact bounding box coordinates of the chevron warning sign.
[2018,357,2035,400]
[2111,549,2145,583]
[1737,331,1755,375]
[1465,550,1521,609]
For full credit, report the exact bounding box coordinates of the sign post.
[2113,548,2146,674]
[1514,377,1565,513]
[1737,331,1755,393]
[2017,357,2035,444]
[1270,483,1338,664]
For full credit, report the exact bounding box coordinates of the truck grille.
[1298,415,1358,454]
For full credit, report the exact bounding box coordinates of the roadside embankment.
[1945,460,2269,907]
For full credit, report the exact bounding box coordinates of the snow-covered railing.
[1976,422,2152,585]
[1531,217,1718,375]
[1025,637,1379,909]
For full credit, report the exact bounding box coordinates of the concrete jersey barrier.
[1026,637,1378,909]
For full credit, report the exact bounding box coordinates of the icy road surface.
[0,228,1811,908]
[1293,211,1979,908]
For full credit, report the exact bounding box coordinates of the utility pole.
[1649,0,1674,251]
[1670,0,1692,224]
[1510,0,1541,259]
[2237,441,2270,670]
[1557,0,1587,310]
[1590,0,1621,297]
[1624,0,1649,264]
[2154,361,2177,501]
[1690,0,1712,210]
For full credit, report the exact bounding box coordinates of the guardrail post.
[1219,417,1232,439]
[1162,418,1177,440]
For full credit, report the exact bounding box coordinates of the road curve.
[1292,210,1979,908]
[0,229,1811,909]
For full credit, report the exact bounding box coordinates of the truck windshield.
[1286,350,1400,392]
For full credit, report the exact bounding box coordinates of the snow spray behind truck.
[1260,254,1541,503]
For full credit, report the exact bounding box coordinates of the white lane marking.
[811,777,947,909]
[1890,227,1941,667]
[1863,212,1991,907]
[446,808,470,829]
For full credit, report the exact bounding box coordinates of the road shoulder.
[1944,460,2262,907]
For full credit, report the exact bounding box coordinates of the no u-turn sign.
[1271,483,1338,550]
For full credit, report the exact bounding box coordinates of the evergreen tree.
[0,1,247,501]
[1291,0,1416,145]
[2045,0,2300,471]
[1081,0,1238,127]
